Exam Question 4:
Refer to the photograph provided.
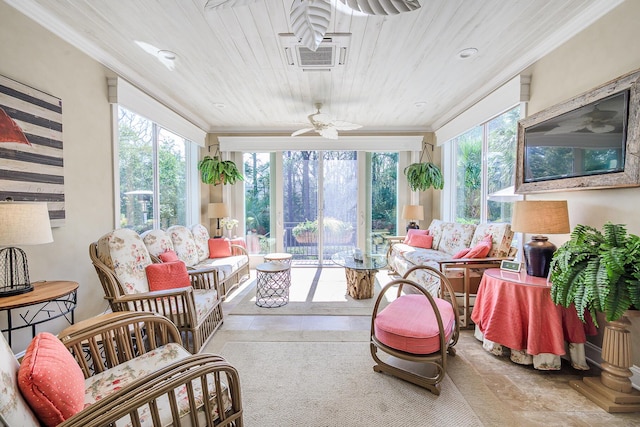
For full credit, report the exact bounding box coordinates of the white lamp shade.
[208,202,228,219]
[401,205,424,221]
[0,201,53,246]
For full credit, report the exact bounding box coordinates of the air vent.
[279,33,351,71]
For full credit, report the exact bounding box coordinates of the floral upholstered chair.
[0,311,243,427]
[89,228,222,353]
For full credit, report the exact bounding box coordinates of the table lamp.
[208,202,228,238]
[402,205,424,232]
[511,200,570,278]
[0,200,53,297]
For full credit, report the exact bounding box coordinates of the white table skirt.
[474,327,589,371]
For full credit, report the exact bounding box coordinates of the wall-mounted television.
[516,70,640,193]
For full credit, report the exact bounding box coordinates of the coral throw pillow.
[158,250,179,263]
[403,229,429,245]
[452,248,471,259]
[466,235,493,258]
[409,234,433,249]
[146,261,191,291]
[208,238,232,258]
[18,332,85,427]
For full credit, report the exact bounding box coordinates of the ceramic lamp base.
[523,235,556,278]
[406,222,419,232]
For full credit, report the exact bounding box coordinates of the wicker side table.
[255,262,291,308]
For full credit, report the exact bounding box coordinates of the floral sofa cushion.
[167,225,200,267]
[437,222,476,255]
[140,229,175,258]
[469,223,514,258]
[191,224,211,262]
[84,342,232,427]
[0,330,41,427]
[96,229,153,294]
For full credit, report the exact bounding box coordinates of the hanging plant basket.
[197,151,244,186]
[404,142,444,191]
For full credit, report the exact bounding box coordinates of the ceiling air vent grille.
[298,46,334,67]
[279,33,351,71]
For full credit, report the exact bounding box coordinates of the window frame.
[443,104,523,224]
[113,104,199,231]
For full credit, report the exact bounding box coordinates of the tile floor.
[208,268,640,427]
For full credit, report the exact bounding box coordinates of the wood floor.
[208,268,640,427]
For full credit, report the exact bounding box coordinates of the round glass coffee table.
[331,250,387,299]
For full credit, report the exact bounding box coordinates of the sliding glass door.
[283,150,357,264]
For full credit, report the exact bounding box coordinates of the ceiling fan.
[291,103,362,139]
[204,0,421,51]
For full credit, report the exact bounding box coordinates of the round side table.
[263,252,293,265]
[255,262,291,308]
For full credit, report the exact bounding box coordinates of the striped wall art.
[0,74,64,226]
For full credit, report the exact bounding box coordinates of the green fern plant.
[404,162,444,191]
[197,155,244,186]
[550,222,640,326]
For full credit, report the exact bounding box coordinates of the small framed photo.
[500,260,522,273]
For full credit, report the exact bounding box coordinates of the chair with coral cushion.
[370,266,459,395]
[89,228,222,353]
[0,311,243,427]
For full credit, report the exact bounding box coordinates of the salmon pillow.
[18,333,85,427]
[158,250,179,263]
[452,248,471,259]
[404,229,429,245]
[409,234,433,249]
[466,235,493,258]
[208,238,232,258]
[146,261,191,291]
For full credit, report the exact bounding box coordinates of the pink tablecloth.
[471,269,596,355]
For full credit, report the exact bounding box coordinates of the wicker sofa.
[387,219,514,327]
[142,224,250,300]
[0,311,243,427]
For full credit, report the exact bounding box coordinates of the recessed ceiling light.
[158,50,177,62]
[457,48,478,59]
[213,103,226,109]
[414,101,427,108]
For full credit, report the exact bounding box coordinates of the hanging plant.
[197,151,244,186]
[404,143,444,191]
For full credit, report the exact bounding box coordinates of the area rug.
[227,267,395,316]
[219,341,484,427]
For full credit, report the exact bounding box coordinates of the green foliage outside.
[118,107,186,233]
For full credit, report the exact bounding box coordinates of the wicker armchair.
[0,311,243,427]
[370,266,459,395]
[89,228,223,353]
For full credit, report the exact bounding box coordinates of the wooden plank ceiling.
[5,0,621,138]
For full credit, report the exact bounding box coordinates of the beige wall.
[523,0,640,366]
[1,2,115,351]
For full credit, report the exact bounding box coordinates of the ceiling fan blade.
[338,0,421,15]
[290,0,332,51]
[319,126,339,139]
[204,0,260,10]
[291,127,315,137]
[332,120,363,131]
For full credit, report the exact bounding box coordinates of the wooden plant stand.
[570,310,640,413]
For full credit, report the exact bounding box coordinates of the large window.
[449,106,521,224]
[117,106,195,232]
[243,152,273,254]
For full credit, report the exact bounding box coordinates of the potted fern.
[197,155,244,186]
[549,222,640,326]
[404,145,444,191]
